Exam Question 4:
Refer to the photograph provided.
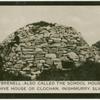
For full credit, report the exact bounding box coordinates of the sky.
[0,6,100,45]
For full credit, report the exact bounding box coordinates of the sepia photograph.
[0,1,100,98]
[0,5,100,81]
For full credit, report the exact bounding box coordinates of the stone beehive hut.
[0,21,95,80]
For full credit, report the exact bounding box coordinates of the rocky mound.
[92,41,100,63]
[0,21,96,80]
